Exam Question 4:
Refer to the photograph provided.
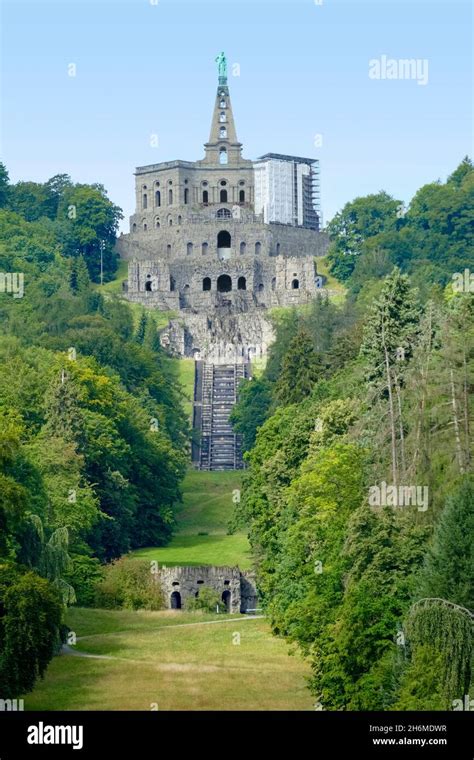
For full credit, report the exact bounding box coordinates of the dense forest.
[231,158,473,710]
[0,165,188,697]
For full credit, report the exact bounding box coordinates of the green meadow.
[25,608,312,711]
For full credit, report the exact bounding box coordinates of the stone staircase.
[193,362,248,470]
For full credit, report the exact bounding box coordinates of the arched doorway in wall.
[203,277,211,291]
[237,276,246,290]
[292,278,300,289]
[217,230,231,247]
[217,274,232,293]
[222,590,231,612]
[180,284,190,308]
[217,230,231,261]
[170,591,181,609]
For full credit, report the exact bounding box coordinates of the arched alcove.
[217,274,232,293]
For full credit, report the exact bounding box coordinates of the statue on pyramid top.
[215,52,227,85]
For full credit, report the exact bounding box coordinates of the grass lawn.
[131,469,250,568]
[176,469,242,533]
[177,357,195,421]
[132,533,251,569]
[24,608,312,711]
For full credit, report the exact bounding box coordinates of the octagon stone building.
[117,58,328,362]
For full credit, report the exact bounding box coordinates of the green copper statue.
[215,52,227,84]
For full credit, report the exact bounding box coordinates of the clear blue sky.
[1,0,472,230]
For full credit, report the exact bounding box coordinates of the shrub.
[94,556,164,610]
[185,586,226,613]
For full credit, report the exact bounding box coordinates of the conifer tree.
[274,329,322,406]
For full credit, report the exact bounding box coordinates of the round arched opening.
[203,277,211,291]
[170,591,181,609]
[222,590,231,612]
[217,274,232,293]
[217,230,231,248]
[291,278,300,290]
[237,276,246,291]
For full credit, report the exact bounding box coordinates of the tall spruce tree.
[274,329,322,406]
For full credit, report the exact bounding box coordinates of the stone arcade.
[117,54,329,470]
[157,565,258,614]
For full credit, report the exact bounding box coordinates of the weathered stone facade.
[156,565,258,614]
[117,66,328,361]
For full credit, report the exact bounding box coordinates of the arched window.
[155,217,160,228]
[219,126,227,138]
[142,193,148,209]
[219,147,228,165]
[202,242,208,255]
[187,242,193,255]
[220,189,228,203]
[220,98,226,108]
[217,230,231,248]
[184,188,189,204]
[217,274,232,292]
[178,215,182,224]
[167,244,172,255]
[168,216,173,226]
[219,111,226,122]
[237,276,246,290]
[255,241,261,254]
[271,277,276,291]
[217,208,231,219]
[239,189,245,203]
[155,190,161,207]
[276,242,280,254]
[240,242,246,255]
[292,278,299,289]
[168,189,173,205]
[203,190,209,204]
[145,275,152,292]
[143,223,147,232]
[132,223,137,232]
[203,277,211,291]
[258,283,264,292]
[170,275,175,291]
